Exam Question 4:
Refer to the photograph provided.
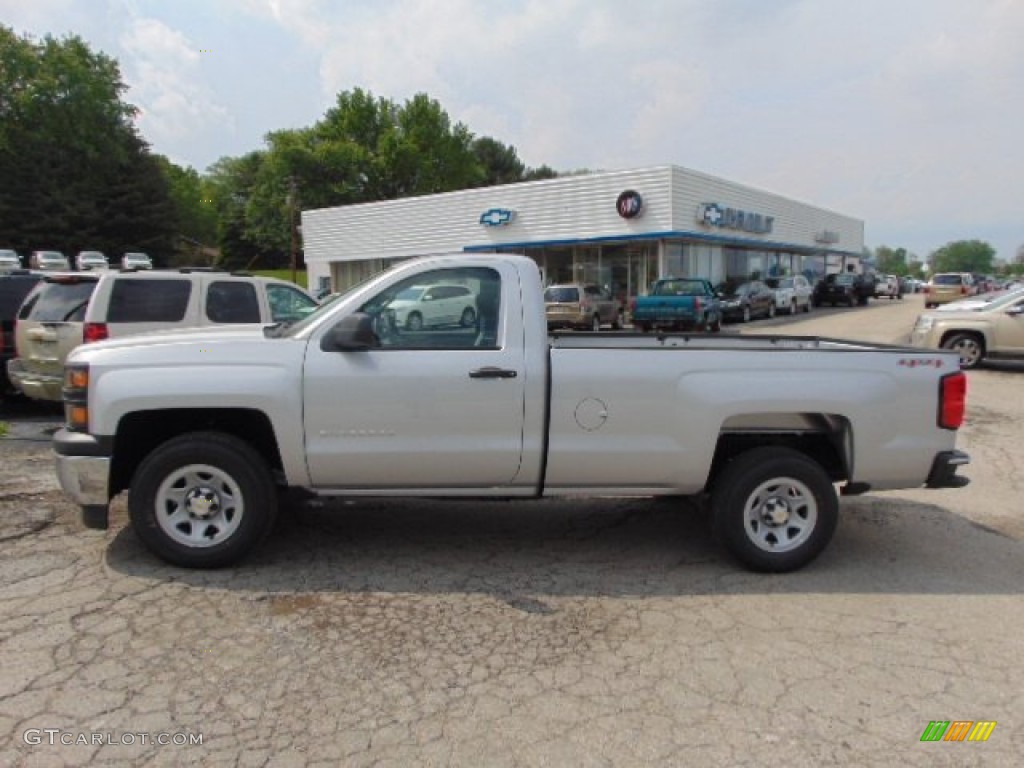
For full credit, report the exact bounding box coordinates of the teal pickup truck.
[631,277,722,332]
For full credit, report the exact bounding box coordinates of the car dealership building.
[302,164,864,304]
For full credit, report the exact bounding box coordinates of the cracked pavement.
[2,298,1023,767]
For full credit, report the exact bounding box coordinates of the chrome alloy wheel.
[155,464,244,548]
[741,476,818,553]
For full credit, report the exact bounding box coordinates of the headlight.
[63,364,90,432]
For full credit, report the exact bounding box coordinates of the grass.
[251,269,308,288]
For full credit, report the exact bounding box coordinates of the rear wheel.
[741,305,751,323]
[406,312,423,331]
[942,332,985,370]
[712,447,838,572]
[129,432,278,568]
[768,303,776,319]
[591,314,601,332]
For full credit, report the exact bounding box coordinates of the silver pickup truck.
[54,253,969,572]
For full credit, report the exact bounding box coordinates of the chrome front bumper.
[55,453,111,506]
[53,428,112,508]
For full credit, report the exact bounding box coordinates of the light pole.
[287,177,299,285]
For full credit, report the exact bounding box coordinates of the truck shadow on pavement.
[103,494,1024,598]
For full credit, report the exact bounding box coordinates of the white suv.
[9,269,318,401]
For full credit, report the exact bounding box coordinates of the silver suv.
[8,269,318,401]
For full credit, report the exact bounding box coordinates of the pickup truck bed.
[54,253,969,573]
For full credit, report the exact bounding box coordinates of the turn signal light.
[65,404,89,431]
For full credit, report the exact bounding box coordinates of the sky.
[3,0,1021,263]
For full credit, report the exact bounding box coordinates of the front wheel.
[591,314,602,332]
[942,333,985,370]
[129,432,278,568]
[711,447,838,572]
[460,307,476,327]
[741,305,751,323]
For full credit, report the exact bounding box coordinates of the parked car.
[8,269,318,402]
[924,273,974,308]
[544,283,621,331]
[0,271,45,395]
[75,250,109,271]
[381,283,479,331]
[121,252,153,270]
[813,272,873,307]
[631,277,721,332]
[765,275,812,315]
[910,288,1024,369]
[0,249,22,271]
[717,280,776,323]
[28,250,70,270]
[874,274,903,300]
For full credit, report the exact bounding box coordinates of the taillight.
[939,371,967,430]
[694,297,703,313]
[960,285,968,295]
[83,322,108,343]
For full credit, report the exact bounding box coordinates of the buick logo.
[616,190,643,219]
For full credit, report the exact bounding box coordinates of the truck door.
[302,265,527,488]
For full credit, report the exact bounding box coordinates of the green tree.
[0,26,176,261]
[930,240,996,274]
[472,137,526,186]
[874,246,909,276]
[155,155,218,249]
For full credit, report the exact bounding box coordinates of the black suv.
[813,272,875,307]
[0,271,45,395]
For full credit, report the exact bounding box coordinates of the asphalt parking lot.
[2,295,1022,767]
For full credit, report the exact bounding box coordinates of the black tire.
[711,447,838,572]
[640,322,652,333]
[768,303,776,319]
[789,300,797,315]
[741,305,751,323]
[591,314,601,332]
[129,431,278,568]
[460,307,476,327]
[803,300,811,313]
[611,311,622,330]
[942,332,985,370]
[406,312,423,331]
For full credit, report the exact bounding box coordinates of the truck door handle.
[469,367,518,379]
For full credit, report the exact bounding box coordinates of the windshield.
[544,286,580,302]
[393,286,426,301]
[652,279,705,297]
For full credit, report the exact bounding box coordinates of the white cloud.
[118,16,231,162]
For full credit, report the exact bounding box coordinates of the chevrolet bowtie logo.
[479,208,515,227]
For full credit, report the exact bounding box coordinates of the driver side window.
[359,267,501,349]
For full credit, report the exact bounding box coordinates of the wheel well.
[939,329,985,351]
[708,416,849,490]
[110,408,283,497]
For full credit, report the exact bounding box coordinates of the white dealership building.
[302,164,864,303]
